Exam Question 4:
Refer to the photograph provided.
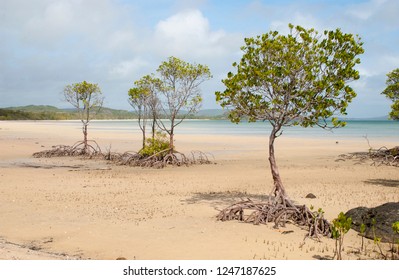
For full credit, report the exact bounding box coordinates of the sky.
[1,0,399,118]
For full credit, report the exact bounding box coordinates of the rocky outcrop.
[345,202,399,242]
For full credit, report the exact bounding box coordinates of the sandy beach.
[0,120,398,260]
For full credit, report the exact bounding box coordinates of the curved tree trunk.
[268,127,287,199]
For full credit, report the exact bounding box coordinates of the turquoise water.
[78,119,399,141]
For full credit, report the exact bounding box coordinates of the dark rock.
[281,230,294,235]
[345,202,399,242]
[305,193,316,199]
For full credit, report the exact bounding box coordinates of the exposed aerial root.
[217,197,331,240]
[33,142,213,168]
[190,150,214,165]
[338,146,399,167]
[108,149,214,168]
[33,141,102,158]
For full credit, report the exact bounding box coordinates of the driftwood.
[217,196,331,240]
[338,146,399,167]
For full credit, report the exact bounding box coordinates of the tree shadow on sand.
[184,191,271,208]
[364,179,399,188]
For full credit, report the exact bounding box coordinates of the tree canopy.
[64,80,103,123]
[216,24,364,130]
[381,68,399,120]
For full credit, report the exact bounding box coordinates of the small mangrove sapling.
[331,212,352,260]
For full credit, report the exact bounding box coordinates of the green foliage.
[0,108,73,120]
[371,218,380,244]
[393,221,399,235]
[331,212,352,260]
[381,69,399,120]
[382,69,399,119]
[359,223,366,251]
[360,223,366,234]
[139,131,170,157]
[332,212,352,237]
[389,101,399,120]
[216,24,364,130]
[369,217,388,259]
[128,75,160,112]
[63,81,104,123]
[128,87,150,104]
[393,221,399,259]
[156,56,212,120]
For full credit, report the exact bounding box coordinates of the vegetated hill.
[0,105,227,120]
[92,107,137,119]
[5,105,62,112]
[0,106,73,120]
[195,109,227,117]
[0,105,136,120]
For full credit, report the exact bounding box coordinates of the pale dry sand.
[0,120,398,260]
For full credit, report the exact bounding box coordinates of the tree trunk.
[169,129,174,152]
[83,123,88,152]
[142,126,146,149]
[169,118,175,152]
[151,112,156,140]
[151,118,156,140]
[268,127,287,198]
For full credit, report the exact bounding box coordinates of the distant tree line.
[0,106,225,121]
[0,108,73,120]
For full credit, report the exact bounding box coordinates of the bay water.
[81,119,399,142]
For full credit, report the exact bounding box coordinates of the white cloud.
[105,30,136,52]
[109,58,149,80]
[25,0,74,38]
[153,9,229,58]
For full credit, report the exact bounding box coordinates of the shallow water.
[40,119,399,141]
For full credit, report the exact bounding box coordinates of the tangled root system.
[33,141,102,158]
[217,197,331,240]
[108,149,213,168]
[34,142,213,169]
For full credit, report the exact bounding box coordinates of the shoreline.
[0,121,398,260]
